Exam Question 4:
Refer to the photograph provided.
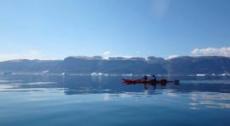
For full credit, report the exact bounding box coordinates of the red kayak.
[122,79,179,85]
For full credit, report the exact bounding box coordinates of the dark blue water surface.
[0,74,230,126]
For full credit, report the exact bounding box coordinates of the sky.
[0,0,230,60]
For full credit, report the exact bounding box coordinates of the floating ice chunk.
[220,73,230,76]
[211,73,216,76]
[90,72,105,76]
[196,74,206,77]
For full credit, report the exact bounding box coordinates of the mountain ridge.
[0,56,230,75]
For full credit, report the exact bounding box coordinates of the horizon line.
[1,55,230,62]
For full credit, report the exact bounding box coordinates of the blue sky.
[0,0,229,60]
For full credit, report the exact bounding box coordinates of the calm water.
[0,74,230,126]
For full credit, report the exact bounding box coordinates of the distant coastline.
[0,56,230,75]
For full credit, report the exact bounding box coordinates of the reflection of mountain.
[0,56,230,75]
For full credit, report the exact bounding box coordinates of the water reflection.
[189,92,230,109]
[1,74,230,94]
[0,74,230,110]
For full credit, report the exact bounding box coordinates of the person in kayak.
[152,74,156,82]
[143,75,148,80]
[143,75,148,89]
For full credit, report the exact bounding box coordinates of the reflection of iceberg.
[61,72,66,76]
[90,72,135,77]
[90,72,109,77]
[91,72,102,76]
[42,70,49,74]
[0,84,16,91]
[103,73,109,77]
[27,82,56,85]
[121,73,133,77]
[211,73,216,76]
[196,74,206,77]
[189,92,230,109]
[219,73,230,77]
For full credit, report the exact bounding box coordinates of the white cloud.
[191,47,230,57]
[103,51,111,56]
[102,51,111,59]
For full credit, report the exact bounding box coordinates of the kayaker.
[143,75,148,80]
[152,75,156,80]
